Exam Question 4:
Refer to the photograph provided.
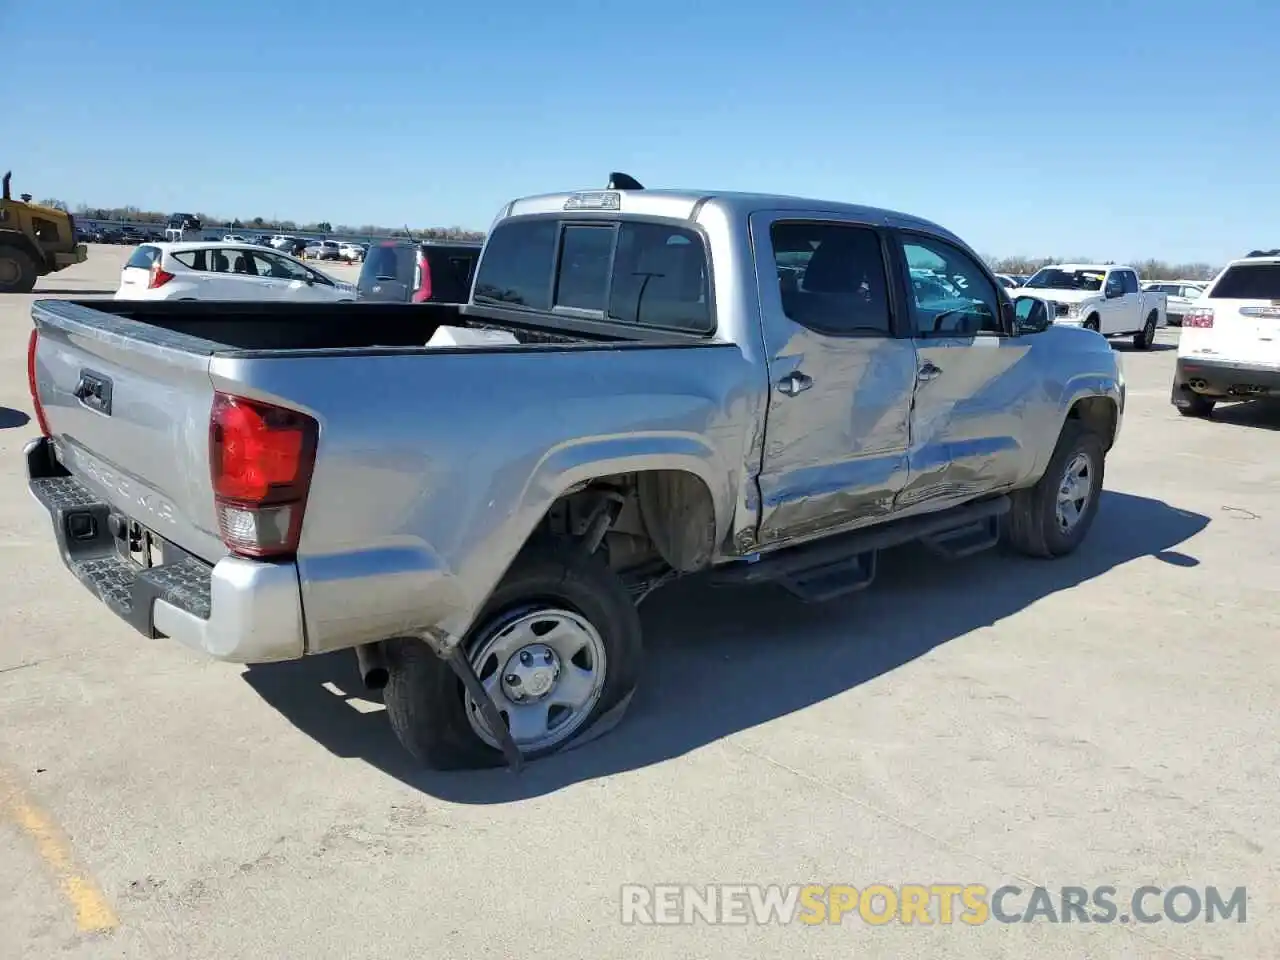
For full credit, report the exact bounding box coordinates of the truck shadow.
[241,490,1208,802]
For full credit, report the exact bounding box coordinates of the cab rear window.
[472,218,712,333]
[1209,264,1280,300]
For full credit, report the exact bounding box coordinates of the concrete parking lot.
[1,246,1276,959]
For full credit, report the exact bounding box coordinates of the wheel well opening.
[537,469,717,577]
[1068,396,1118,450]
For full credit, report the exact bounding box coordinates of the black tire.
[1083,314,1100,334]
[1133,313,1157,350]
[1005,421,1106,559]
[0,246,38,294]
[1176,393,1215,418]
[382,543,643,770]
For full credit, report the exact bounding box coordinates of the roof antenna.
[607,172,644,190]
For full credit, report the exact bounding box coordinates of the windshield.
[1025,268,1106,292]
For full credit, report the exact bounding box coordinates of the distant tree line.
[39,199,484,242]
[983,254,1217,282]
[37,197,1219,277]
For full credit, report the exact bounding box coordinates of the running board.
[714,496,1010,602]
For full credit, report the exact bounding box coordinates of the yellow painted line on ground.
[0,773,118,934]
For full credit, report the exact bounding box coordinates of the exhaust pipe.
[1188,378,1207,390]
[355,642,389,690]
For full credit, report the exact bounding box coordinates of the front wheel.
[1083,314,1100,334]
[0,246,38,294]
[383,543,643,769]
[1005,422,1106,558]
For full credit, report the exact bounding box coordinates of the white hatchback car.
[114,242,356,302]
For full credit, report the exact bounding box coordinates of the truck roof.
[500,187,967,247]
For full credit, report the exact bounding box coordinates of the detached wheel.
[1133,312,1157,350]
[383,543,642,770]
[1005,422,1106,558]
[0,246,38,294]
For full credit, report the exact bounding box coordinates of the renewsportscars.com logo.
[620,884,1248,926]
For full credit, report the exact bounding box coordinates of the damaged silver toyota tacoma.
[25,173,1124,770]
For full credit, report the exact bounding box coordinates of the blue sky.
[5,1,1275,264]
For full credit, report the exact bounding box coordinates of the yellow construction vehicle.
[0,171,88,293]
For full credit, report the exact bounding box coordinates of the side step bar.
[712,496,1010,602]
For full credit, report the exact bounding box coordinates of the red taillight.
[148,263,174,289]
[411,250,432,302]
[27,329,51,437]
[209,392,318,558]
[1184,308,1214,329]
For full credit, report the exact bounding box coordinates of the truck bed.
[46,299,692,354]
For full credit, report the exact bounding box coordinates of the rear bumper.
[1173,357,1280,402]
[25,437,305,663]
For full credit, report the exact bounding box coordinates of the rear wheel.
[0,246,38,294]
[1133,312,1157,350]
[383,543,643,769]
[1005,421,1106,558]
[1176,393,1216,418]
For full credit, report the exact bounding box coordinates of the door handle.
[776,371,813,396]
[917,361,943,382]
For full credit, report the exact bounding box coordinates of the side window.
[1104,272,1124,297]
[900,235,1001,336]
[769,221,891,336]
[252,251,308,280]
[1181,285,1202,299]
[473,219,557,309]
[555,225,614,312]
[172,249,208,271]
[1122,271,1139,294]
[608,222,710,332]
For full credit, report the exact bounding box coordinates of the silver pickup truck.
[25,174,1125,771]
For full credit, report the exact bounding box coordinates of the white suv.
[1172,251,1280,418]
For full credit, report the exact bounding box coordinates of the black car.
[356,239,482,303]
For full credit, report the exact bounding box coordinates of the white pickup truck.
[1019,264,1167,349]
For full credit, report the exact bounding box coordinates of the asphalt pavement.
[0,246,1276,959]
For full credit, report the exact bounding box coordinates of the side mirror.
[1013,296,1052,335]
[1105,286,1122,299]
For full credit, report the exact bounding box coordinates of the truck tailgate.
[31,301,226,562]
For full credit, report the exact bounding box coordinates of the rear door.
[118,244,162,294]
[1200,260,1280,367]
[750,213,918,548]
[357,243,413,301]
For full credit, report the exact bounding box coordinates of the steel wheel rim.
[463,606,608,753]
[1055,451,1094,533]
